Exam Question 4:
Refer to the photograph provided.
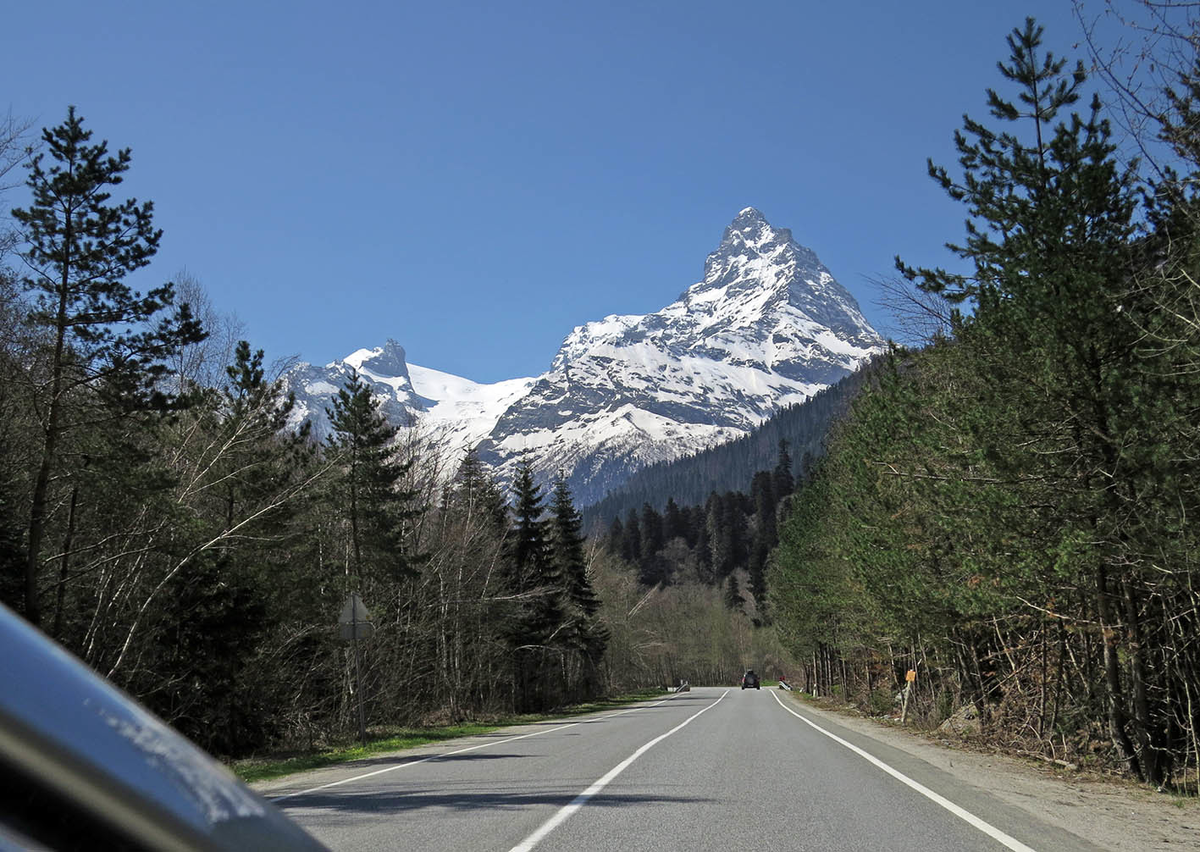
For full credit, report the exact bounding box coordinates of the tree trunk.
[51,485,80,638]
[1097,564,1143,780]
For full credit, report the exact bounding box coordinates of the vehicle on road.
[741,669,760,689]
[0,602,327,851]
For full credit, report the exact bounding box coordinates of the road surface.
[261,687,1105,851]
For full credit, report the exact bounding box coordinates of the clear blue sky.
[4,1,1095,382]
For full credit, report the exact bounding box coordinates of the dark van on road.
[741,670,760,689]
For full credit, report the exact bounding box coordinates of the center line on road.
[508,690,729,852]
[270,693,681,804]
[769,690,1038,852]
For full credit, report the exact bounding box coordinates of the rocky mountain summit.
[285,208,884,504]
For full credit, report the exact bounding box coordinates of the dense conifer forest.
[581,368,869,529]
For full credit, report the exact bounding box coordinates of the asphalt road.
[261,687,1106,852]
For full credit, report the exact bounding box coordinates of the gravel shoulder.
[782,691,1200,851]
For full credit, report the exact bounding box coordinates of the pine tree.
[326,369,418,583]
[550,477,599,619]
[772,439,794,498]
[12,107,204,625]
[505,457,564,711]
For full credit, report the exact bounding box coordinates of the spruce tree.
[549,475,607,698]
[724,573,745,611]
[663,497,686,542]
[622,508,642,565]
[326,369,418,583]
[12,107,204,625]
[449,447,508,531]
[638,503,667,586]
[605,514,625,559]
[550,477,599,619]
[505,457,564,711]
[773,439,794,498]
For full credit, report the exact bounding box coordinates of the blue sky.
[4,1,1095,382]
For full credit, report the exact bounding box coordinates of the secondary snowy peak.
[284,340,535,468]
[345,338,411,380]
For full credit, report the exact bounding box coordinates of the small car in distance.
[741,669,760,689]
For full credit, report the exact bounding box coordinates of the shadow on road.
[308,752,533,770]
[282,786,717,815]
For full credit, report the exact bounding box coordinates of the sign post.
[338,593,375,745]
[900,668,916,724]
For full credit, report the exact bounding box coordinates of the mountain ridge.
[285,208,885,501]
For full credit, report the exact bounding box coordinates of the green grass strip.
[232,689,665,783]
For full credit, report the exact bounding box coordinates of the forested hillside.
[582,367,870,528]
[770,17,1200,789]
[601,441,798,622]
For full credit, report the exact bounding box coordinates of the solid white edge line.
[769,690,1038,852]
[270,693,680,804]
[507,690,729,852]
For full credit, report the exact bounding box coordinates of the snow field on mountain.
[285,208,886,503]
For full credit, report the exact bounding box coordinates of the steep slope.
[581,361,875,528]
[474,207,884,503]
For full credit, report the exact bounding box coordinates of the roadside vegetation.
[0,108,611,756]
[232,689,665,783]
[770,10,1200,793]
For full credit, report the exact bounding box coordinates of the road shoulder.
[776,690,1199,851]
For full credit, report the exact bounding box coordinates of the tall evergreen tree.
[663,497,686,542]
[605,514,625,560]
[12,107,204,625]
[449,447,508,532]
[505,457,564,711]
[326,369,418,583]
[622,507,642,565]
[772,439,794,498]
[724,572,745,612]
[638,503,667,586]
[550,477,599,619]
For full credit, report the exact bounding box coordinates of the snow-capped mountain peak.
[344,339,411,379]
[286,208,884,504]
[472,208,885,502]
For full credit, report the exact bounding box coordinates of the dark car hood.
[0,603,327,851]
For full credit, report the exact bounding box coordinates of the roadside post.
[900,668,916,724]
[338,592,375,745]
